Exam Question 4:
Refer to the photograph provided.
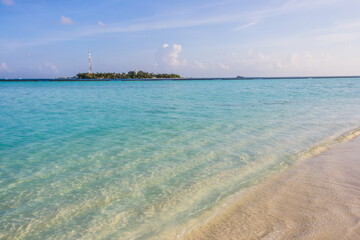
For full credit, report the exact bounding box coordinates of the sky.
[1,0,360,78]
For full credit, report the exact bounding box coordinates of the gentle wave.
[152,126,360,240]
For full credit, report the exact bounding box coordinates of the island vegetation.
[76,71,181,79]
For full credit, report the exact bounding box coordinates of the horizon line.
[1,75,360,82]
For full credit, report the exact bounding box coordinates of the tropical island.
[76,71,181,79]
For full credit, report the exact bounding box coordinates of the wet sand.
[184,135,360,240]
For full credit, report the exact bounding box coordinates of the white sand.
[184,136,360,240]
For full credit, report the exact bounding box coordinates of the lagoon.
[1,78,360,239]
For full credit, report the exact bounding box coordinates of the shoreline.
[182,132,360,239]
[1,78,360,239]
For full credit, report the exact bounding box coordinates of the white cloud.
[43,62,58,73]
[218,63,230,70]
[98,20,106,27]
[1,0,14,6]
[156,43,186,68]
[60,16,74,25]
[0,62,10,72]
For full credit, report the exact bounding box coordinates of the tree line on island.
[76,71,181,79]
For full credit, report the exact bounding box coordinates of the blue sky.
[1,0,360,78]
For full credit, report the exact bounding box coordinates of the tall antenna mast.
[88,50,92,74]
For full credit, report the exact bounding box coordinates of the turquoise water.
[1,78,360,239]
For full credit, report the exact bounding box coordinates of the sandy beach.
[184,135,360,240]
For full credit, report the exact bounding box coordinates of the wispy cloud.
[1,0,14,6]
[60,16,74,25]
[334,20,360,30]
[233,20,259,31]
[40,62,58,73]
[218,63,230,70]
[224,49,360,77]
[302,19,360,43]
[316,32,360,43]
[281,0,343,10]
[0,62,10,72]
[1,0,349,50]
[192,60,206,69]
[98,20,106,27]
[72,0,344,37]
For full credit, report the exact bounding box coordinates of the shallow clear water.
[1,78,360,239]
